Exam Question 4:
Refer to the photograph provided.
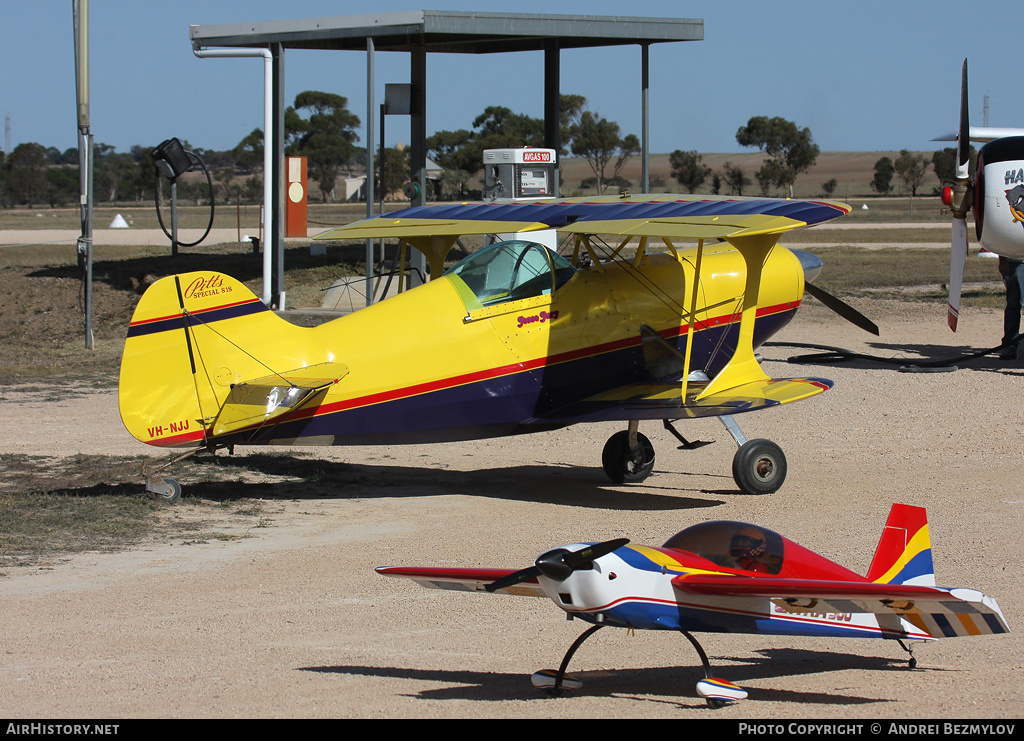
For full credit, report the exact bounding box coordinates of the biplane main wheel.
[602,431,655,484]
[732,439,786,495]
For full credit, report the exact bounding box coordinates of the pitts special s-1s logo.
[184,274,233,300]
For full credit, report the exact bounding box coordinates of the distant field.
[558,150,946,203]
[0,149,950,232]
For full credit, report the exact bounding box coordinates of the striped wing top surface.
[314,194,852,241]
[672,574,1009,638]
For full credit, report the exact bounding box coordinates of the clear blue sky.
[4,1,1023,157]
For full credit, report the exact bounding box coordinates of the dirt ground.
[1,247,1023,719]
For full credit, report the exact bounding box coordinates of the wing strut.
[679,238,704,402]
[697,234,775,399]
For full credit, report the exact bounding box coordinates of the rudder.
[866,503,936,587]
[119,271,307,448]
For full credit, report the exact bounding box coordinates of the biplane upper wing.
[375,566,546,598]
[672,573,1010,638]
[314,194,852,243]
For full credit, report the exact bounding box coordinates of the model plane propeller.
[118,193,876,500]
[936,59,1024,331]
[377,504,1008,708]
[485,538,630,593]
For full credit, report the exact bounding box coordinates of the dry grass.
[0,450,363,570]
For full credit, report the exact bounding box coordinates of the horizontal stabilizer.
[211,362,348,439]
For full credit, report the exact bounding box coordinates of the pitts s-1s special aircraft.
[119,193,876,499]
[376,503,1009,707]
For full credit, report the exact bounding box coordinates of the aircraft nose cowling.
[790,249,823,282]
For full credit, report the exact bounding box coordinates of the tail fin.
[119,271,343,448]
[866,503,936,586]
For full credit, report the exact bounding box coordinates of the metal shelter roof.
[188,11,704,309]
[189,10,704,53]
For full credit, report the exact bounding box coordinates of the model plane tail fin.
[866,503,936,587]
[118,271,344,448]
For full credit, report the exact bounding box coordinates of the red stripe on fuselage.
[142,300,799,447]
[312,299,801,417]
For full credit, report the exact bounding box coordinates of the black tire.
[602,430,655,484]
[161,477,182,502]
[732,439,786,495]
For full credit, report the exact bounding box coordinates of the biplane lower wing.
[528,376,832,424]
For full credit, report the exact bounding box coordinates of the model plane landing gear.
[602,421,655,484]
[897,639,918,669]
[530,623,746,707]
[680,629,748,708]
[532,624,602,696]
[719,415,787,495]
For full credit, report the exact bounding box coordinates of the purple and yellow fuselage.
[119,243,809,450]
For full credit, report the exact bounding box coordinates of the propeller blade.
[948,218,968,332]
[486,538,630,592]
[957,59,970,178]
[552,538,630,577]
[947,59,971,332]
[485,566,540,593]
[804,282,880,336]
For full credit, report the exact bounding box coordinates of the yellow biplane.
[119,194,872,500]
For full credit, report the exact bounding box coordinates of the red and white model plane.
[377,503,1007,707]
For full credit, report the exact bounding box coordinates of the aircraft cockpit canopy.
[663,521,785,575]
[446,240,575,309]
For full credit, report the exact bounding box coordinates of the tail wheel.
[602,430,655,484]
[732,439,786,495]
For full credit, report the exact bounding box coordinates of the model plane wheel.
[602,431,655,484]
[732,439,786,495]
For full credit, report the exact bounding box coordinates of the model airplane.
[937,59,1024,331]
[119,193,875,500]
[376,503,1008,708]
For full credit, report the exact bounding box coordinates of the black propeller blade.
[485,538,630,593]
[948,58,973,332]
[805,281,879,336]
